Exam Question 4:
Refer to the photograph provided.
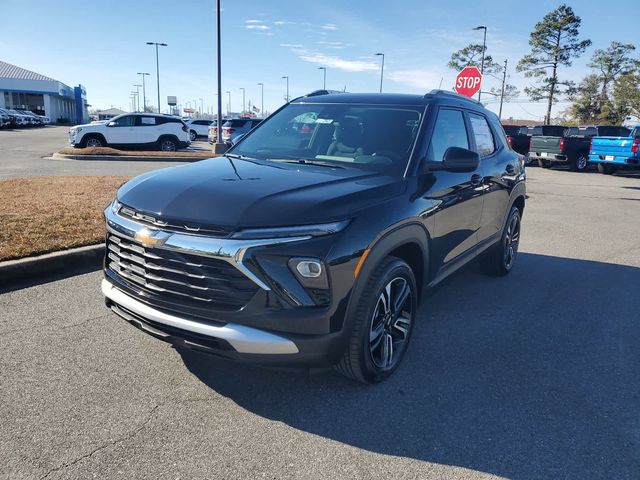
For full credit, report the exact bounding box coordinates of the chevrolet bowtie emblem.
[134,228,170,247]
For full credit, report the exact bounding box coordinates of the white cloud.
[321,23,338,30]
[274,20,297,26]
[245,19,263,24]
[280,43,304,48]
[388,68,450,91]
[316,41,349,50]
[297,51,379,72]
[246,24,270,31]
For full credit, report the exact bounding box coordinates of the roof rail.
[304,89,346,97]
[424,89,481,104]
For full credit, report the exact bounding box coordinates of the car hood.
[117,157,405,229]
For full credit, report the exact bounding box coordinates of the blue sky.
[2,0,638,120]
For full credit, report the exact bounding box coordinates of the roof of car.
[292,90,486,109]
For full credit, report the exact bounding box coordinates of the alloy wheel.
[369,277,413,369]
[160,140,176,151]
[577,155,588,171]
[86,138,102,147]
[503,213,521,270]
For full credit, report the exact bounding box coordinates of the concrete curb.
[50,152,212,162]
[0,244,104,291]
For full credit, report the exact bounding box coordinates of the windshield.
[231,102,424,174]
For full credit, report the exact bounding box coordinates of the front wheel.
[484,206,521,276]
[189,130,197,141]
[597,163,615,175]
[84,135,104,148]
[335,257,417,384]
[158,138,177,152]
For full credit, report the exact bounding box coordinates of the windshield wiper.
[224,153,257,160]
[267,158,345,169]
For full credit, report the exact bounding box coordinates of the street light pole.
[225,90,231,116]
[282,76,289,102]
[473,26,487,102]
[214,0,224,146]
[137,72,149,112]
[375,53,384,93]
[199,98,203,117]
[146,41,167,113]
[318,67,326,89]
[257,82,264,118]
[240,88,245,115]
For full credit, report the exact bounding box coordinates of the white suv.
[184,119,214,141]
[69,113,191,151]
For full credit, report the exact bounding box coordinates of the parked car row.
[0,108,50,128]
[208,118,262,145]
[68,113,191,151]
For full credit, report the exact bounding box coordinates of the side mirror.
[442,147,480,172]
[107,121,116,127]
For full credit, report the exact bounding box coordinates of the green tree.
[589,42,638,98]
[568,74,602,123]
[613,72,640,120]
[517,4,591,124]
[448,44,499,75]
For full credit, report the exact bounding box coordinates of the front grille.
[106,232,258,312]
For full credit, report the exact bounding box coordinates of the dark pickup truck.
[502,125,531,160]
[530,125,630,172]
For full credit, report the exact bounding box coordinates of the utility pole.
[146,42,168,113]
[133,84,142,111]
[137,72,149,112]
[282,76,289,102]
[473,26,487,102]
[257,82,264,118]
[214,0,224,148]
[199,98,203,116]
[498,59,507,120]
[374,53,385,93]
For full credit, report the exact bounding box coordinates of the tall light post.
[473,26,487,101]
[240,87,245,115]
[199,98,203,116]
[146,41,167,113]
[375,53,385,93]
[257,82,264,118]
[137,72,149,112]
[225,90,231,116]
[133,84,142,111]
[318,67,326,89]
[130,92,138,112]
[282,76,289,102]
[214,0,224,147]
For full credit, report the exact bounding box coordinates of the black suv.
[102,90,525,383]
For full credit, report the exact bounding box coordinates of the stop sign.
[454,66,482,97]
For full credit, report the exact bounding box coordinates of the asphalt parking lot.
[0,126,210,179]
[1,166,639,479]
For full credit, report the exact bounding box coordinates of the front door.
[106,115,136,145]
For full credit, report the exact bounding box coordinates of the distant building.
[0,60,88,124]
[94,108,127,120]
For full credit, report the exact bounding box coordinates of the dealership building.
[0,60,89,124]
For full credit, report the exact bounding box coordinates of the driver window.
[113,116,135,127]
[428,109,469,161]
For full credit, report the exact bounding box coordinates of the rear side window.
[469,113,496,157]
[428,109,469,161]
[138,116,157,126]
[225,119,248,128]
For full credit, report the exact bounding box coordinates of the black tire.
[335,256,417,384]
[569,153,588,172]
[524,154,534,166]
[597,163,615,175]
[537,158,551,168]
[189,130,197,141]
[484,206,522,277]
[158,137,177,152]
[83,135,104,148]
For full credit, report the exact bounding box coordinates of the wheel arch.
[80,132,107,147]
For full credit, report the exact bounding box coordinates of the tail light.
[632,138,639,154]
[182,125,188,132]
[559,138,565,152]
[506,135,513,148]
[528,137,532,150]
[223,127,235,134]
[589,139,593,153]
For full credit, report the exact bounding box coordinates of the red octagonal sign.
[454,66,483,98]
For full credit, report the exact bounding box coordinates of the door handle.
[505,164,515,174]
[470,174,483,186]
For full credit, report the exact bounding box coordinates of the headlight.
[110,199,121,214]
[231,220,350,240]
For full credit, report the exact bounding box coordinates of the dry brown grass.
[58,147,216,158]
[0,176,131,261]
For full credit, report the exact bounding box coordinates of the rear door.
[469,112,517,243]
[420,107,485,270]
[135,115,160,144]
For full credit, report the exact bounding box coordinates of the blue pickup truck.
[589,125,639,174]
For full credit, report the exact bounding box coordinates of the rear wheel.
[484,206,521,276]
[538,158,551,168]
[597,163,615,175]
[570,154,588,172]
[335,257,417,384]
[83,135,104,148]
[189,130,197,141]
[158,137,177,152]
[524,154,534,166]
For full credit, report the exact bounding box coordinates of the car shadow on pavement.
[178,252,640,479]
